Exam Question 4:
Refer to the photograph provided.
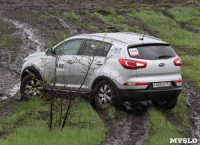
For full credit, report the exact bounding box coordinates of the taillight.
[173,57,181,66]
[118,59,147,69]
[175,79,182,83]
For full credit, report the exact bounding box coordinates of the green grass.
[166,7,200,33]
[90,8,142,32]
[90,8,127,31]
[0,126,105,145]
[145,107,183,145]
[132,10,200,52]
[0,97,106,145]
[86,24,99,32]
[172,94,191,129]
[0,34,7,49]
[107,106,115,119]
[0,99,48,132]
[63,11,82,26]
[181,55,200,89]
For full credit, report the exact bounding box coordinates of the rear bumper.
[118,87,182,101]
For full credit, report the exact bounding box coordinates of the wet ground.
[101,102,150,145]
[0,0,200,144]
[183,81,200,143]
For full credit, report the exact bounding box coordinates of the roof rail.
[78,34,126,43]
[119,32,161,41]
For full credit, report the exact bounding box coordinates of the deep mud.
[183,81,200,143]
[97,103,150,145]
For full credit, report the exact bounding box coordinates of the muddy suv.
[20,32,182,109]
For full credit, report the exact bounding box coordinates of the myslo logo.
[170,138,198,144]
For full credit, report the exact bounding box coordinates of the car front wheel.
[20,74,42,99]
[94,81,115,109]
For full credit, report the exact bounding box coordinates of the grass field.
[166,7,200,33]
[0,98,106,145]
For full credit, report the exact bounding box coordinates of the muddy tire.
[94,81,116,110]
[152,95,178,110]
[20,74,42,100]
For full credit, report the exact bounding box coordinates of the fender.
[21,66,43,81]
[91,76,119,90]
[91,75,121,101]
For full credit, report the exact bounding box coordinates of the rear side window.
[81,40,111,56]
[127,44,177,60]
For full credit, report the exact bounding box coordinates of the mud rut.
[99,104,150,145]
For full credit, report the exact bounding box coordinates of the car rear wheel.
[152,95,178,110]
[94,81,115,109]
[20,74,42,99]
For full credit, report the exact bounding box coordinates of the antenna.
[139,33,145,40]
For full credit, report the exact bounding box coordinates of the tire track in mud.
[182,82,200,143]
[0,15,46,100]
[97,104,150,145]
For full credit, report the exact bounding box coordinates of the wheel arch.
[21,66,42,81]
[92,76,117,89]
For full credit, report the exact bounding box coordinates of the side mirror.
[46,48,55,55]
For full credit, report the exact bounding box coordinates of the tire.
[94,81,116,109]
[152,95,178,110]
[20,74,42,100]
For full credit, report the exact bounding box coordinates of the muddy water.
[183,82,200,143]
[0,16,45,100]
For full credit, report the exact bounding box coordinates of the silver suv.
[20,32,182,109]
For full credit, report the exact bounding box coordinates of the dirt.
[182,81,200,143]
[97,103,150,145]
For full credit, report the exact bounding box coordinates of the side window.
[55,39,83,55]
[81,40,111,56]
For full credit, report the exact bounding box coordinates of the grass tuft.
[145,107,182,145]
[63,11,82,26]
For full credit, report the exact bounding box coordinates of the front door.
[73,39,112,91]
[52,39,84,88]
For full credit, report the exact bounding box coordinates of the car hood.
[28,52,46,58]
[24,51,46,62]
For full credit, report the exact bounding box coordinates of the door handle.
[96,61,103,65]
[67,60,73,64]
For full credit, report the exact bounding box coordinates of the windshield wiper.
[158,55,172,59]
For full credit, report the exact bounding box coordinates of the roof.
[75,32,167,45]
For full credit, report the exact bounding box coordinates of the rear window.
[127,44,177,60]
